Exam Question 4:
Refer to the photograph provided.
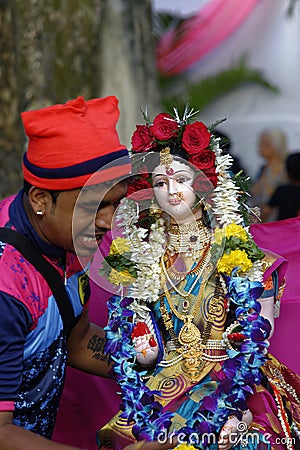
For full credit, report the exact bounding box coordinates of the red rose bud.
[149,113,179,140]
[131,124,155,152]
[149,337,157,347]
[127,177,153,200]
[131,321,150,338]
[203,167,219,188]
[189,149,216,171]
[181,122,211,155]
[192,172,214,194]
[228,332,246,342]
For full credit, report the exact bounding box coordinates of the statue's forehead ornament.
[160,146,174,176]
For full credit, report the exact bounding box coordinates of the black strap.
[0,227,75,337]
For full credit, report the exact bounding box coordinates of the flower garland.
[100,198,166,319]
[102,109,270,448]
[104,295,174,440]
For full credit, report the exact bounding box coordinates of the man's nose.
[95,205,115,230]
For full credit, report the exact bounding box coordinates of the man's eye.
[81,207,99,214]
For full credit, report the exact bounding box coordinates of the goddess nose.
[168,178,178,194]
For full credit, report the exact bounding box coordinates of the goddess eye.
[153,180,167,188]
[176,176,192,183]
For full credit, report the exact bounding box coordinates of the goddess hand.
[218,410,252,450]
[131,321,159,367]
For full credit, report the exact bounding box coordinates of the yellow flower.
[213,227,226,245]
[108,268,135,285]
[176,445,197,450]
[109,237,130,256]
[217,249,252,275]
[224,223,248,241]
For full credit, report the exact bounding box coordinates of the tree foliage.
[159,55,279,115]
[0,1,281,198]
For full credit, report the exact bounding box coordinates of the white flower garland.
[116,198,166,319]
[212,138,264,282]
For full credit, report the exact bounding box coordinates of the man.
[0,96,174,450]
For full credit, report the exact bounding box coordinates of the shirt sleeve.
[268,186,282,207]
[0,292,33,407]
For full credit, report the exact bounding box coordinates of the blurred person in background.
[263,152,300,221]
[250,128,289,221]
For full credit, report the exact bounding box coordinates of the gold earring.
[149,198,162,216]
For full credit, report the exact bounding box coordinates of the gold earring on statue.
[149,198,162,217]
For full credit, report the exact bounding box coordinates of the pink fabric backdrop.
[156,0,259,75]
[251,217,300,375]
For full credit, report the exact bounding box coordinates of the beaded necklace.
[160,254,201,298]
[167,217,211,260]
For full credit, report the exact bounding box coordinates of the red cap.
[21,96,131,189]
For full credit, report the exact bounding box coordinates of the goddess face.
[152,159,201,224]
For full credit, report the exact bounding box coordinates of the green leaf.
[160,54,280,112]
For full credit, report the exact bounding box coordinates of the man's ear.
[27,186,53,216]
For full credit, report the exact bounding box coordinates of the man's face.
[39,181,127,257]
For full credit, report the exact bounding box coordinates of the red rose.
[131,125,155,152]
[193,172,214,194]
[188,149,216,171]
[203,167,219,188]
[127,177,153,201]
[149,113,178,140]
[182,122,211,155]
[137,165,149,177]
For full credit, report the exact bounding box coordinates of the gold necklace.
[161,279,202,352]
[160,255,200,299]
[161,276,224,380]
[160,241,211,300]
[165,241,211,282]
